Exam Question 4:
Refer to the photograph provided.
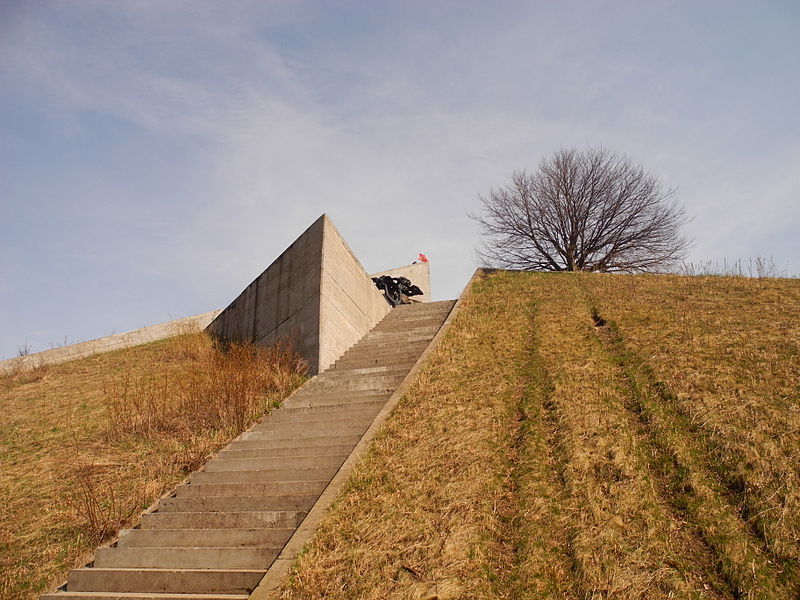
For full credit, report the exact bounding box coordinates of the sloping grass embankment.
[0,332,306,600]
[275,270,799,600]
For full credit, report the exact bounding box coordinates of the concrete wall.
[206,216,325,372]
[206,214,390,375]
[0,310,221,374]
[371,261,431,301]
[318,217,391,372]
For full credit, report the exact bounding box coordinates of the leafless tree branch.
[471,148,691,272]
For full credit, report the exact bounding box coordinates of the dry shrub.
[67,464,140,545]
[103,334,306,441]
[1,331,306,600]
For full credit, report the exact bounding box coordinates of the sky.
[1,1,798,359]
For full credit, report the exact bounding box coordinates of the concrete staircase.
[42,300,455,600]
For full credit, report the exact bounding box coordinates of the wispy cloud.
[1,1,798,357]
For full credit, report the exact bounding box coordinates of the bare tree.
[472,148,691,272]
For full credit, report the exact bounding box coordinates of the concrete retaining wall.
[318,218,391,372]
[0,310,221,374]
[206,217,325,372]
[206,215,390,375]
[4,217,420,378]
[371,261,431,301]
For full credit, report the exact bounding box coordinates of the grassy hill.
[2,271,797,600]
[272,271,799,600]
[0,333,306,600]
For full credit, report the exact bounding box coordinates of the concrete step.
[359,334,434,345]
[318,364,412,377]
[158,496,317,513]
[226,434,363,450]
[94,546,280,570]
[239,424,367,440]
[331,359,417,371]
[285,391,392,405]
[333,351,422,364]
[42,593,248,600]
[190,466,337,484]
[313,365,413,384]
[247,418,372,434]
[273,401,385,416]
[313,367,410,379]
[281,398,387,410]
[67,568,264,594]
[216,444,356,459]
[356,330,436,341]
[384,304,453,317]
[203,454,347,472]
[339,334,431,346]
[367,322,441,333]
[303,377,404,393]
[175,480,327,498]
[116,528,294,548]
[263,407,380,423]
[141,511,305,530]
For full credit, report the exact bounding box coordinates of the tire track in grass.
[493,297,581,599]
[589,305,799,599]
[526,274,731,600]
[584,274,800,564]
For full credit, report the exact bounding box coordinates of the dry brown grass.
[273,270,798,599]
[585,273,800,597]
[0,332,306,600]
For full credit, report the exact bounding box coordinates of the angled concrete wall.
[0,310,222,374]
[319,218,391,372]
[206,216,325,372]
[206,215,390,374]
[371,261,431,301]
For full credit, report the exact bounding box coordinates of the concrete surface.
[0,310,221,374]
[206,215,390,374]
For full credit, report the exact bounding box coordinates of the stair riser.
[263,408,381,424]
[282,394,390,407]
[303,378,404,393]
[316,367,411,380]
[203,455,347,471]
[216,445,355,459]
[191,467,337,483]
[141,512,305,529]
[175,481,326,497]
[274,401,385,416]
[158,496,317,512]
[333,355,420,368]
[95,546,280,569]
[239,426,367,441]
[338,340,429,353]
[116,528,294,547]
[227,434,363,450]
[67,569,264,594]
[248,418,373,433]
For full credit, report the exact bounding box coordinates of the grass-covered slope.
[275,271,799,600]
[0,333,306,600]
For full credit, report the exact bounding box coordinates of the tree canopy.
[473,148,691,272]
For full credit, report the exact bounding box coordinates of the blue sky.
[1,1,798,359]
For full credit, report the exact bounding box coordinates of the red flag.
[417,253,429,263]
